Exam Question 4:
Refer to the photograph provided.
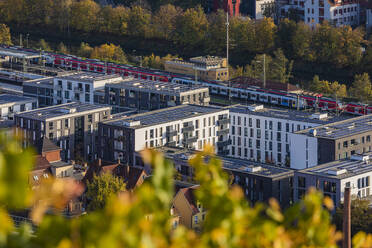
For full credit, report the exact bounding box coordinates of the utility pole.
[26,34,29,48]
[19,34,23,47]
[226,12,231,105]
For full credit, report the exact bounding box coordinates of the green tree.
[205,9,226,55]
[330,81,347,98]
[269,49,293,83]
[57,42,68,54]
[127,5,152,38]
[350,73,372,103]
[77,42,93,58]
[90,43,127,63]
[310,75,331,95]
[334,198,372,236]
[174,5,208,48]
[37,39,52,52]
[0,24,12,45]
[86,173,126,211]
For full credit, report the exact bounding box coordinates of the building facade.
[0,94,37,120]
[290,115,372,170]
[23,78,55,107]
[294,153,372,207]
[105,79,210,113]
[229,105,347,167]
[164,56,229,81]
[53,72,123,105]
[98,105,230,165]
[247,0,276,19]
[14,102,111,162]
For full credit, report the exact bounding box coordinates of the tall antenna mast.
[226,12,230,104]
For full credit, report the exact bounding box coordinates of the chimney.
[343,187,351,248]
[98,158,102,167]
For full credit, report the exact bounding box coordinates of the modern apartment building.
[294,153,372,207]
[105,78,210,113]
[229,104,347,167]
[98,104,230,165]
[291,115,372,170]
[164,56,229,81]
[246,0,276,19]
[0,94,37,120]
[14,102,111,162]
[282,0,359,27]
[137,146,294,208]
[53,72,123,105]
[23,77,55,107]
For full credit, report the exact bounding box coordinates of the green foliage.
[0,24,12,45]
[270,49,293,83]
[90,43,127,64]
[77,42,93,58]
[0,136,371,248]
[57,42,68,54]
[350,73,372,103]
[86,173,126,211]
[334,198,372,236]
[37,39,52,52]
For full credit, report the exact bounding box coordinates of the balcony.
[74,87,83,93]
[217,128,230,136]
[217,118,230,125]
[184,136,198,144]
[167,140,177,147]
[218,149,230,156]
[217,139,232,147]
[166,130,178,137]
[182,125,194,132]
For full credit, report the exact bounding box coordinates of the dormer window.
[33,175,39,181]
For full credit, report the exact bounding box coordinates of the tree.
[330,81,347,98]
[57,42,68,54]
[86,173,126,211]
[70,0,100,32]
[0,136,371,247]
[174,5,208,48]
[350,73,372,103]
[269,49,293,83]
[205,9,226,55]
[0,24,12,45]
[127,5,152,38]
[334,198,372,236]
[310,75,331,95]
[38,39,52,51]
[153,4,182,40]
[90,43,127,63]
[77,42,93,58]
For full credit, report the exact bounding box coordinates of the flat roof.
[15,102,110,121]
[104,104,227,129]
[229,104,348,124]
[0,47,41,59]
[55,72,122,83]
[295,114,372,139]
[0,94,37,106]
[107,78,208,95]
[297,154,372,179]
[23,77,54,87]
[157,146,294,179]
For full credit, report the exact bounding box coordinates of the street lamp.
[26,34,29,48]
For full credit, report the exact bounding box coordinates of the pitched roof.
[33,155,52,171]
[116,165,148,190]
[179,186,200,215]
[36,137,61,154]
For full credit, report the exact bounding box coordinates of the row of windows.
[57,80,91,92]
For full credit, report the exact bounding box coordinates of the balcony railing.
[217,118,230,125]
[167,140,177,147]
[74,87,83,93]
[184,136,198,144]
[182,125,194,132]
[166,130,178,137]
[217,139,232,147]
[217,128,229,136]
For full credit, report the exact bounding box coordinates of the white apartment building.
[98,105,230,165]
[248,0,276,19]
[53,72,123,105]
[294,153,372,206]
[229,104,347,167]
[282,0,359,27]
[0,94,37,120]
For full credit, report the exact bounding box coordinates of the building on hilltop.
[165,56,229,82]
[290,115,372,170]
[105,78,210,113]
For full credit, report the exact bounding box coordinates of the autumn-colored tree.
[98,5,129,35]
[269,48,293,83]
[70,0,100,32]
[57,42,68,54]
[330,81,347,98]
[37,39,52,52]
[90,43,127,63]
[77,42,93,58]
[142,53,163,69]
[126,5,152,38]
[153,4,182,40]
[0,24,12,45]
[206,9,227,55]
[310,75,331,95]
[174,5,208,48]
[0,135,371,248]
[350,73,372,103]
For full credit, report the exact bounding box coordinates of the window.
[49,122,54,130]
[65,119,69,128]
[298,177,306,188]
[286,123,289,132]
[85,94,90,102]
[33,175,39,181]
[278,122,282,131]
[67,82,72,90]
[194,215,198,224]
[88,114,93,123]
[269,121,272,130]
[256,119,260,128]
